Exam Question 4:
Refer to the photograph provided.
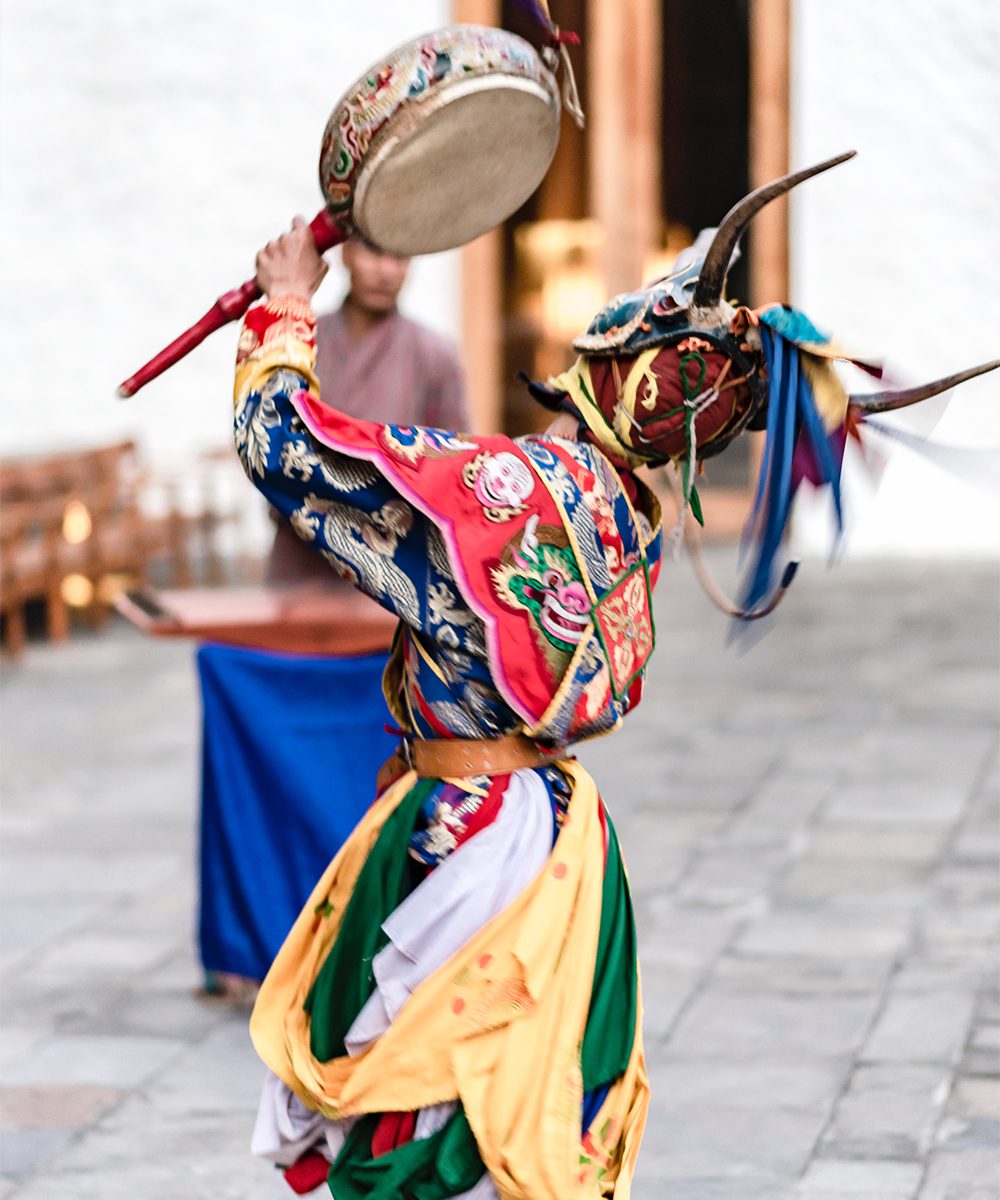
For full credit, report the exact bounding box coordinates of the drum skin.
[319,25,561,255]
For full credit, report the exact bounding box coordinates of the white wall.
[5,1,997,557]
[0,0,459,470]
[790,0,1000,556]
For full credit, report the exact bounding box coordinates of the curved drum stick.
[117,208,348,398]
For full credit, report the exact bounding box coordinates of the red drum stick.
[117,208,348,398]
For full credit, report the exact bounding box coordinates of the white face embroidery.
[473,452,535,510]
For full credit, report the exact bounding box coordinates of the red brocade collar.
[291,392,656,730]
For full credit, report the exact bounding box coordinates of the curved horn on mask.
[849,359,1000,414]
[691,150,857,310]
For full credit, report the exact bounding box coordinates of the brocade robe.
[234,296,662,1200]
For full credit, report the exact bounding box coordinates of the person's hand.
[255,217,329,301]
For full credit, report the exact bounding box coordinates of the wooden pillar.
[746,0,791,485]
[459,230,502,434]
[749,0,791,306]
[587,0,662,297]
[454,0,503,433]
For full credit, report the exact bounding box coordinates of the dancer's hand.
[255,217,328,300]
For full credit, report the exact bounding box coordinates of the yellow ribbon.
[549,355,660,467]
[250,761,648,1198]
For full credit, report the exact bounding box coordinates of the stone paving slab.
[819,1062,950,1161]
[1,555,997,1199]
[795,1157,924,1199]
[862,990,977,1066]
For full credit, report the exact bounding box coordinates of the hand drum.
[119,25,561,397]
[322,24,561,255]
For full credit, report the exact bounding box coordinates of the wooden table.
[115,584,398,656]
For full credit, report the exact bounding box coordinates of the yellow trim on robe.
[234,331,319,412]
[249,760,649,1199]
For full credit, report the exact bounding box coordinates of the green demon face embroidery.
[492,517,592,654]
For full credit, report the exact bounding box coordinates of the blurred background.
[2,0,998,652]
[1,5,998,1199]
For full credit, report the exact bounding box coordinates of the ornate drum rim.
[318,24,560,228]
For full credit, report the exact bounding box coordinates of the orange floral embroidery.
[466,976,534,1033]
[266,295,315,320]
[592,564,654,700]
[240,296,317,359]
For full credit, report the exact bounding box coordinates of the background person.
[198,237,470,1001]
[268,236,469,582]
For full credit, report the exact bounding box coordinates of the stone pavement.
[1,553,997,1199]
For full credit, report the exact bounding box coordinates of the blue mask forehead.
[583,289,649,335]
[572,258,704,355]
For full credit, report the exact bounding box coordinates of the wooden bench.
[0,441,172,655]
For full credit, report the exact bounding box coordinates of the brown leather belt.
[404,734,569,778]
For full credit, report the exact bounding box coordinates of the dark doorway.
[496,0,753,501]
[661,0,751,487]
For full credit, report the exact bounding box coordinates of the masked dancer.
[233,153,996,1198]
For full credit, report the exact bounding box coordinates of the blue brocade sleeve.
[233,297,465,634]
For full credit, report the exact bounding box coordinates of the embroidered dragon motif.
[491,516,592,661]
[292,492,419,624]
